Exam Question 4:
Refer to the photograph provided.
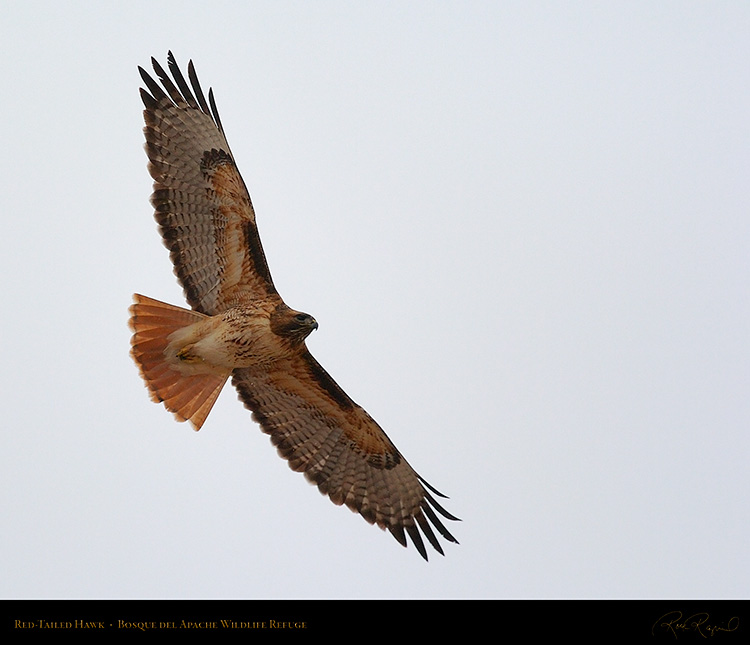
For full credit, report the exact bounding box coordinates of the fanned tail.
[128,294,230,430]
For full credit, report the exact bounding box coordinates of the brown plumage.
[129,52,459,560]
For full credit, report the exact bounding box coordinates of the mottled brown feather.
[140,52,275,315]
[232,354,459,559]
[135,53,459,559]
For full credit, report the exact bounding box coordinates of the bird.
[128,52,459,560]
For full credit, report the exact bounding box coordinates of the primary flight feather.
[128,52,459,560]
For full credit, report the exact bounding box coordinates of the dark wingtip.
[405,523,429,561]
[140,52,221,133]
[386,478,460,561]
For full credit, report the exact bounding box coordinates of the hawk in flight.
[129,52,459,560]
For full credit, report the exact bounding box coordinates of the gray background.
[2,1,748,598]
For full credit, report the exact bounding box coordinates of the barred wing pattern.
[140,53,276,315]
[232,353,459,560]
[137,53,459,559]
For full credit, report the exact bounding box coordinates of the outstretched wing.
[232,354,460,560]
[139,52,277,315]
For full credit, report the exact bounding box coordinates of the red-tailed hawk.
[129,52,459,560]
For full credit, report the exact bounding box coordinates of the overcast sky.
[2,1,749,600]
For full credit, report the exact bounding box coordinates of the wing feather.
[166,54,201,110]
[187,60,212,117]
[137,53,459,560]
[140,52,276,315]
[232,353,460,560]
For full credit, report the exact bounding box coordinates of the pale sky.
[2,1,749,599]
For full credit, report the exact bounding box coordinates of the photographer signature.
[652,611,739,639]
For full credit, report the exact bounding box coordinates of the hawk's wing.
[232,354,460,560]
[139,53,459,560]
[139,52,276,315]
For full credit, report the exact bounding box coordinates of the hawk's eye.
[295,314,308,323]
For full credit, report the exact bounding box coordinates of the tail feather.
[129,293,230,431]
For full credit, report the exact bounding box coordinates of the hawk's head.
[271,304,318,345]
